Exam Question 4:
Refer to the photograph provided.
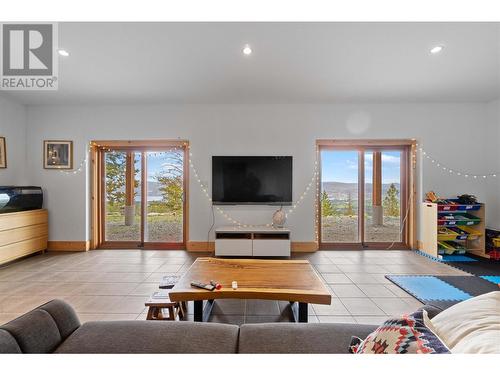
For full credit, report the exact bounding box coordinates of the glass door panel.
[364,150,402,242]
[104,151,142,242]
[320,150,359,243]
[145,150,184,243]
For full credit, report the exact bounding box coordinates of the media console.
[215,226,291,257]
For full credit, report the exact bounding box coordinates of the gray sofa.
[0,299,443,354]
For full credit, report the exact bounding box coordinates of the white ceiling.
[3,22,500,105]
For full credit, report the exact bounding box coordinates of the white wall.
[0,95,27,185]
[27,103,498,241]
[485,99,500,229]
[25,103,496,244]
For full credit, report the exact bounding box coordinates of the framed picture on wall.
[44,140,73,169]
[0,137,6,168]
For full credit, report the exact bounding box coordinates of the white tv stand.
[215,226,291,257]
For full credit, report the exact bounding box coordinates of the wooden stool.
[145,292,185,321]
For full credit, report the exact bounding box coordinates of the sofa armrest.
[0,299,81,353]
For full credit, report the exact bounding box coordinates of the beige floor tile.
[312,300,350,316]
[384,284,413,297]
[0,249,462,324]
[356,284,397,298]
[329,284,366,298]
[401,297,424,310]
[0,313,21,325]
[109,296,150,314]
[314,264,342,273]
[345,273,380,284]
[135,313,148,320]
[77,282,139,296]
[155,264,183,273]
[371,297,418,316]
[128,283,161,296]
[0,295,62,314]
[246,299,280,315]
[340,298,386,316]
[322,273,352,284]
[336,264,389,274]
[369,274,393,284]
[328,258,357,265]
[96,273,151,283]
[0,282,25,295]
[143,272,177,283]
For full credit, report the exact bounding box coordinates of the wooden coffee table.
[168,257,331,323]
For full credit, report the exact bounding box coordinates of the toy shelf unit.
[421,200,486,259]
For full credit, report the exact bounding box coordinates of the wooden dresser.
[0,209,48,265]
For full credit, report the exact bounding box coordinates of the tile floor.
[0,249,467,326]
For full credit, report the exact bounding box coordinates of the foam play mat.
[385,275,471,304]
[386,274,500,309]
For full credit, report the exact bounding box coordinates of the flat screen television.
[212,156,292,205]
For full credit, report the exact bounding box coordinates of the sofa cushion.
[0,329,22,353]
[1,309,61,353]
[38,299,80,341]
[430,291,500,354]
[55,321,239,354]
[238,323,377,353]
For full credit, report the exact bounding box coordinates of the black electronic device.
[0,186,43,213]
[212,156,292,205]
[190,281,216,291]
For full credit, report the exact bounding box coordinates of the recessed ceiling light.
[430,45,444,54]
[58,49,69,57]
[242,45,252,56]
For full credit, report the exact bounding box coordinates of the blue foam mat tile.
[414,250,441,262]
[480,275,500,284]
[414,251,478,263]
[385,275,472,302]
[441,255,478,262]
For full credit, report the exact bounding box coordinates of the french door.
[92,141,188,250]
[317,140,415,250]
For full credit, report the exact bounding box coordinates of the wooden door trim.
[358,150,365,244]
[317,139,416,147]
[316,139,417,250]
[90,140,189,250]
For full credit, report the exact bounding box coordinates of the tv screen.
[212,156,292,205]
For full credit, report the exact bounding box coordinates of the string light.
[416,144,499,179]
[60,141,497,232]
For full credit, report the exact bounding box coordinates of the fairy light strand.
[58,141,498,231]
[416,143,498,179]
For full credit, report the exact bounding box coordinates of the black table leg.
[194,300,203,321]
[193,299,215,322]
[290,301,308,323]
[298,302,308,322]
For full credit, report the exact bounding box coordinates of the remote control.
[190,281,215,291]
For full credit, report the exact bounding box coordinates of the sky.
[321,150,401,184]
[130,151,184,182]
[124,149,400,185]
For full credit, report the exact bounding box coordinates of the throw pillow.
[353,310,450,354]
[430,291,500,354]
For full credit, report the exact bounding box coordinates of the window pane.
[364,150,401,242]
[320,150,359,243]
[104,151,141,242]
[145,150,184,243]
